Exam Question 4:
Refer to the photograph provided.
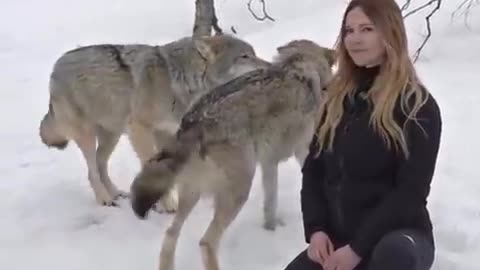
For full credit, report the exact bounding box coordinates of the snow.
[0,0,478,269]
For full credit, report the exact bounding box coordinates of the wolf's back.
[179,68,283,132]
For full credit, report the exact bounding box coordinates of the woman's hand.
[307,231,335,267]
[324,244,361,270]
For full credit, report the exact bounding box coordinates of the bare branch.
[453,0,471,16]
[403,0,437,19]
[247,0,275,22]
[412,0,442,62]
[401,0,412,11]
[450,0,480,29]
[401,0,442,61]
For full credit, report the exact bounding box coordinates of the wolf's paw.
[152,201,175,214]
[263,216,285,231]
[112,190,130,200]
[152,191,178,214]
[163,193,178,213]
[152,201,165,213]
[95,190,118,207]
[104,183,130,200]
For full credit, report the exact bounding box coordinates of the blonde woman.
[284,0,442,269]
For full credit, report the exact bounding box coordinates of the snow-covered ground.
[0,0,478,269]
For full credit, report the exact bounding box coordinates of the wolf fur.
[39,34,270,209]
[129,39,335,270]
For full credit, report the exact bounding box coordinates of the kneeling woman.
[284,0,442,269]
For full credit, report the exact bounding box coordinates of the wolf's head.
[193,35,271,87]
[274,39,336,88]
[275,39,336,68]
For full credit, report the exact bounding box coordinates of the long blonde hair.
[316,0,428,159]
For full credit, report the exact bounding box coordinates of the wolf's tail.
[39,101,69,150]
[130,136,194,219]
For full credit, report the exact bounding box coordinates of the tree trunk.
[193,0,215,37]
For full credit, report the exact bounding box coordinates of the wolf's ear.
[194,38,216,62]
[276,41,296,53]
[324,48,336,67]
[276,44,287,52]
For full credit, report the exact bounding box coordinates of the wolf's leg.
[199,145,256,270]
[260,160,285,231]
[154,129,178,213]
[127,120,157,164]
[96,126,128,199]
[159,184,200,270]
[74,129,116,206]
[200,193,251,270]
[294,124,315,167]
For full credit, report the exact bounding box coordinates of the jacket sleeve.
[301,134,330,243]
[349,94,442,257]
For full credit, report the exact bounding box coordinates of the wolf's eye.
[239,54,249,59]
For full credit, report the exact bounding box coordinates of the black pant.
[284,229,434,270]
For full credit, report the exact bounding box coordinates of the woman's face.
[343,7,386,67]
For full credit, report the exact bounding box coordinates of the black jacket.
[300,66,442,258]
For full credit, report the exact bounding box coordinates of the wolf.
[129,39,335,270]
[39,34,270,210]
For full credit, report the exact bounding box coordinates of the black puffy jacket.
[300,66,442,258]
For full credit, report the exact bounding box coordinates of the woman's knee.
[284,249,324,270]
[369,230,434,270]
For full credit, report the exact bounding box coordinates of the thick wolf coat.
[129,39,335,270]
[39,34,270,209]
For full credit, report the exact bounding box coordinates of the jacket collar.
[353,65,381,94]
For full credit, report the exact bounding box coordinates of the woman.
[284,0,442,270]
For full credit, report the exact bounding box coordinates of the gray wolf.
[39,34,270,210]
[129,39,335,270]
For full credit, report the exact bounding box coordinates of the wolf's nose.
[130,193,154,219]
